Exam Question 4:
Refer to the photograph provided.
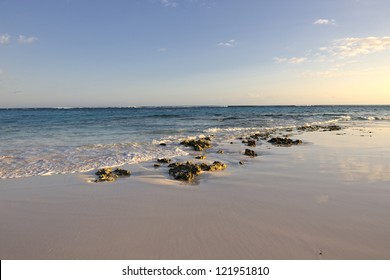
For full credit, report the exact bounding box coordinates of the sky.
[1,0,390,107]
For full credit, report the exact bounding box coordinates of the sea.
[0,105,389,179]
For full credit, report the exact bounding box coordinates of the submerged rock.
[244,149,257,157]
[157,158,171,164]
[180,138,212,151]
[268,137,302,146]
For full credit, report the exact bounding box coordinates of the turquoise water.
[0,105,389,179]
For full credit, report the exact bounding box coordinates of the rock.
[217,150,224,154]
[180,138,212,151]
[244,149,257,157]
[249,134,259,140]
[157,158,171,163]
[195,155,207,160]
[206,161,227,171]
[230,142,234,144]
[323,125,342,131]
[95,167,130,182]
[169,161,202,181]
[268,137,302,146]
[154,164,161,168]
[159,143,167,146]
[239,161,244,165]
[247,140,256,147]
[168,161,228,181]
[113,168,131,176]
[95,168,112,176]
[204,136,212,141]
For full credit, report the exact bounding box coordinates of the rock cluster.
[95,168,131,182]
[168,161,227,181]
[180,138,212,151]
[267,137,302,146]
[297,124,342,132]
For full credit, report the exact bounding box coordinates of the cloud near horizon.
[274,56,307,64]
[321,36,390,58]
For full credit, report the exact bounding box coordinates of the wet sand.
[0,123,389,259]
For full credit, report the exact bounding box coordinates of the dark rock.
[268,137,302,146]
[95,168,112,176]
[247,140,256,147]
[168,161,228,181]
[323,125,342,131]
[244,149,257,157]
[113,168,131,176]
[217,150,224,154]
[169,161,202,181]
[195,155,207,160]
[154,164,161,168]
[230,142,234,144]
[180,138,212,151]
[159,143,167,146]
[239,161,244,165]
[95,167,131,182]
[206,161,227,171]
[157,158,171,164]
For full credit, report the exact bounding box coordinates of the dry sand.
[0,122,389,259]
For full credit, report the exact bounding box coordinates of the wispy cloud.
[160,0,177,8]
[313,19,336,25]
[217,39,238,47]
[321,36,390,58]
[274,57,307,64]
[18,35,38,44]
[0,33,10,44]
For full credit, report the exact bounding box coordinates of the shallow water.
[0,105,389,178]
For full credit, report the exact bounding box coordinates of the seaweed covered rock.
[113,168,131,176]
[244,149,257,157]
[268,137,302,146]
[168,161,228,181]
[180,138,212,151]
[95,167,130,182]
[203,161,227,171]
[169,161,202,181]
[157,158,171,164]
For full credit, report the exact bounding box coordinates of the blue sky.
[1,0,390,107]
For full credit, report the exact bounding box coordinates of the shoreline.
[0,121,389,259]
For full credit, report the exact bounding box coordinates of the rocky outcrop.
[95,167,130,182]
[246,140,256,147]
[180,138,212,151]
[168,161,227,181]
[268,137,302,146]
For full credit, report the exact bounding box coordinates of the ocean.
[0,105,389,179]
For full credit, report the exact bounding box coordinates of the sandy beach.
[1,122,389,260]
